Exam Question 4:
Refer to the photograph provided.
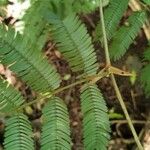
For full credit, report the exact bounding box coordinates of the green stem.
[99,0,111,65]
[18,78,88,111]
[18,70,107,111]
[99,0,143,149]
[111,74,143,150]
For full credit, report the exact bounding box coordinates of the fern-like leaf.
[4,114,34,150]
[0,78,24,112]
[72,0,109,14]
[45,13,98,75]
[109,11,146,61]
[41,97,71,150]
[22,0,52,50]
[95,0,129,42]
[22,0,74,49]
[141,47,150,95]
[80,84,110,150]
[0,25,61,93]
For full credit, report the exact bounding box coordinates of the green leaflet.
[0,1,130,149]
[0,0,8,5]
[80,84,110,150]
[0,78,24,112]
[4,114,34,150]
[41,97,71,150]
[141,64,150,96]
[141,47,150,95]
[109,11,146,61]
[20,0,109,53]
[95,0,129,42]
[45,13,98,75]
[0,25,61,93]
[22,0,52,50]
[22,0,76,50]
[22,0,75,51]
[72,0,109,13]
[142,0,150,5]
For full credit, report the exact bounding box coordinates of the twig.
[111,120,148,125]
[99,0,111,66]
[99,0,144,149]
[130,89,137,110]
[17,68,108,111]
[110,74,144,150]
[110,138,135,145]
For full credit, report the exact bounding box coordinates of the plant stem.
[17,66,132,111]
[99,0,143,149]
[111,74,143,150]
[99,0,111,66]
[18,78,88,111]
[18,70,107,111]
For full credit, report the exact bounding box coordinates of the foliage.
[41,97,71,150]
[142,0,150,5]
[109,11,146,61]
[45,12,98,75]
[0,25,61,93]
[0,0,110,149]
[22,0,109,51]
[72,0,109,13]
[4,114,34,150]
[95,0,146,61]
[141,46,150,95]
[0,0,149,149]
[0,78,24,112]
[81,84,110,150]
[0,0,8,6]
[95,0,129,42]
